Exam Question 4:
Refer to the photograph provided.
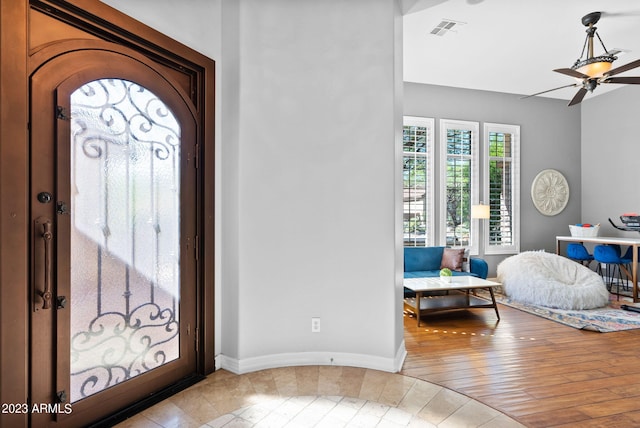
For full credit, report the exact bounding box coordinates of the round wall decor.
[531,169,569,216]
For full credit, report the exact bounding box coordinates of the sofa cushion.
[404,246,444,272]
[440,247,465,271]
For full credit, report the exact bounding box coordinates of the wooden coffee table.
[403,276,501,326]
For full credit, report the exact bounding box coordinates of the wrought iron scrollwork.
[70,303,178,399]
[72,79,180,162]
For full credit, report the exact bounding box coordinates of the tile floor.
[115,366,525,427]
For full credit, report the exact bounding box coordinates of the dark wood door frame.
[0,1,215,426]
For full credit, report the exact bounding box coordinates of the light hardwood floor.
[401,301,640,427]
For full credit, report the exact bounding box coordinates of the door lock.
[37,192,53,204]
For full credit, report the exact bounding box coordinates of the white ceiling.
[403,0,640,102]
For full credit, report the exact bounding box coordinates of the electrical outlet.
[311,317,321,333]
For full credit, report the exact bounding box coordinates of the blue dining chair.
[608,245,634,284]
[566,243,594,267]
[622,246,639,263]
[594,245,629,299]
[621,246,638,291]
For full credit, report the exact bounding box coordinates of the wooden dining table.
[556,235,640,302]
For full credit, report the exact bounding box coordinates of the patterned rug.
[483,291,640,332]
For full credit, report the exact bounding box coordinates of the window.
[402,117,518,255]
[402,117,434,246]
[483,123,520,254]
[439,120,479,253]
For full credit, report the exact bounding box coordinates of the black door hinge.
[56,106,70,121]
[57,201,70,215]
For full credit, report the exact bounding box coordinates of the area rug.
[479,291,640,332]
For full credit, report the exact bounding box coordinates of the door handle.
[34,217,53,310]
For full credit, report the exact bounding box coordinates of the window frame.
[439,119,479,254]
[402,116,435,247]
[482,122,520,255]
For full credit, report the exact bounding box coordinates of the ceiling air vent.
[430,20,465,36]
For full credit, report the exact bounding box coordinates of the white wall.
[103,0,406,373]
[220,0,241,369]
[581,85,640,236]
[228,0,405,372]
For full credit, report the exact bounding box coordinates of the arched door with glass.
[30,52,199,427]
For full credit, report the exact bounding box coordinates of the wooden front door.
[21,2,215,426]
[30,51,197,427]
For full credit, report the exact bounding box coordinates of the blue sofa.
[404,246,488,280]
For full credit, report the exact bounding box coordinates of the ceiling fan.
[524,11,640,106]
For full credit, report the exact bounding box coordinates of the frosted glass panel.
[69,79,181,402]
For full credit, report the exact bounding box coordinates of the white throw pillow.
[461,248,471,272]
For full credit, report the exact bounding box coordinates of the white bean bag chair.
[497,251,609,310]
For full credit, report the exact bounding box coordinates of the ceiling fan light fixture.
[569,11,618,78]
[573,55,615,77]
[524,12,640,107]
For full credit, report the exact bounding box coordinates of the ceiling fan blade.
[607,59,640,76]
[553,68,589,79]
[568,88,588,106]
[600,10,640,19]
[520,83,578,99]
[604,76,640,84]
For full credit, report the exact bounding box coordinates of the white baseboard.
[215,340,407,375]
